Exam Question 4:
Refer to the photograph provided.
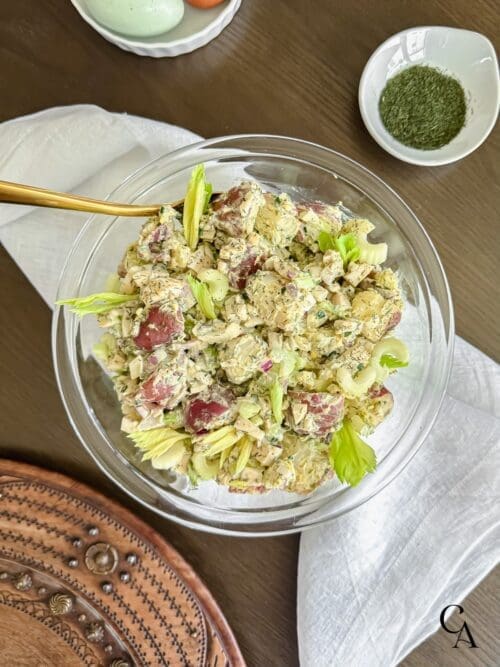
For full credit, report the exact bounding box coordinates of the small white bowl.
[359,26,499,166]
[70,0,241,58]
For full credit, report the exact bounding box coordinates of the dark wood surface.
[0,1,498,666]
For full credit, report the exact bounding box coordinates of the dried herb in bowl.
[379,65,467,150]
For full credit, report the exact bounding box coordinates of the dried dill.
[379,65,466,150]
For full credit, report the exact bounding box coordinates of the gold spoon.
[0,179,169,217]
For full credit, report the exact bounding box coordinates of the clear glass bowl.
[53,135,454,536]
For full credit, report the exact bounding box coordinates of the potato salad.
[59,165,409,494]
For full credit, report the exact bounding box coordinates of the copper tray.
[0,460,245,667]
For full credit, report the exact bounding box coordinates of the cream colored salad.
[59,165,409,494]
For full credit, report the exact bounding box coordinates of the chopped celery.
[192,452,219,480]
[279,350,301,379]
[187,275,216,319]
[163,409,184,429]
[238,399,261,419]
[329,421,376,486]
[358,237,388,265]
[269,379,284,424]
[105,273,121,293]
[234,437,253,476]
[334,234,360,267]
[318,231,360,267]
[294,273,316,289]
[380,354,408,369]
[92,332,116,362]
[318,230,335,252]
[151,441,187,470]
[57,292,137,316]
[197,269,229,302]
[129,427,190,462]
[219,445,233,469]
[183,164,212,250]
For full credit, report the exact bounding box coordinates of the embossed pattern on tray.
[0,461,245,667]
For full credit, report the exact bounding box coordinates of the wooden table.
[0,1,498,665]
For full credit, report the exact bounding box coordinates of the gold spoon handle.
[0,180,162,217]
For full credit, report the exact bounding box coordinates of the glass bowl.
[52,135,454,536]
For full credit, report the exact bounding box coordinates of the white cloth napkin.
[1,106,498,667]
[299,350,500,666]
[0,105,199,305]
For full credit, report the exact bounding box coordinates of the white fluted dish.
[70,0,241,57]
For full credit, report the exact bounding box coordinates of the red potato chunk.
[137,223,170,262]
[229,250,265,289]
[385,309,402,332]
[295,201,343,245]
[368,385,394,418]
[150,225,166,241]
[287,391,344,438]
[184,386,236,434]
[218,238,267,290]
[211,182,264,237]
[299,201,342,221]
[138,354,188,409]
[143,351,164,376]
[369,385,391,399]
[139,375,175,406]
[133,306,184,351]
[362,385,394,426]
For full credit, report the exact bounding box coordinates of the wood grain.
[0,1,498,665]
[0,606,82,667]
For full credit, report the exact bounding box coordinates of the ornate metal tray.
[0,460,245,666]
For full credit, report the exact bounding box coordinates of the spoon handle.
[0,180,162,217]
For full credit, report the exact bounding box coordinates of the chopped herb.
[379,65,466,150]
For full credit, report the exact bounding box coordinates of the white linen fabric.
[0,105,199,305]
[299,341,500,666]
[0,106,498,667]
